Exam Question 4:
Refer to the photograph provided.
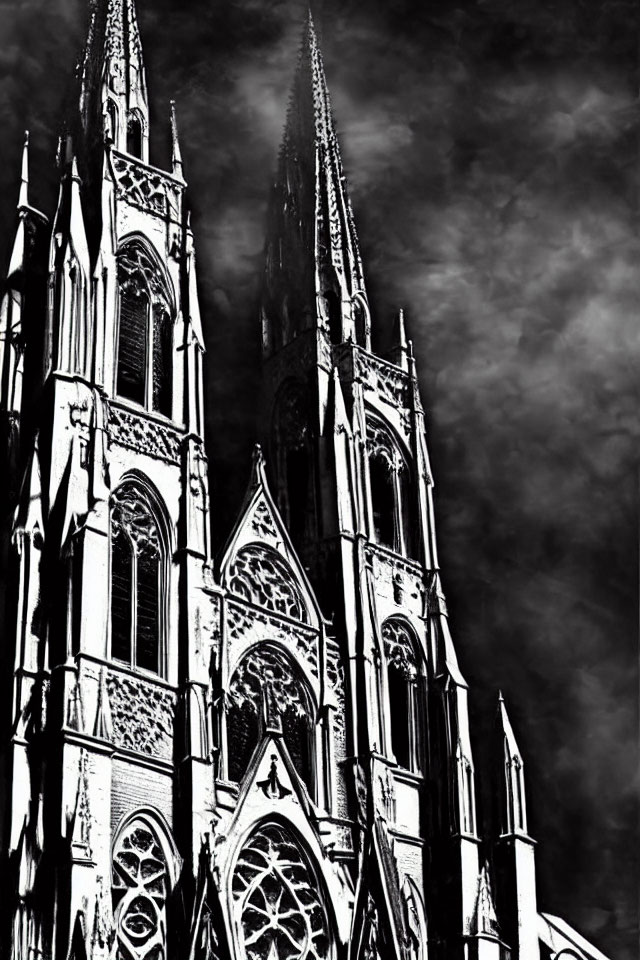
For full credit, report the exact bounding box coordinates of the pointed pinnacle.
[18,131,29,208]
[393,307,408,349]
[170,100,183,177]
[70,156,82,183]
[250,443,267,484]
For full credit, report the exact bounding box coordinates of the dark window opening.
[136,549,160,672]
[117,286,148,405]
[388,664,411,769]
[152,308,173,416]
[227,700,260,782]
[370,455,395,548]
[111,534,133,664]
[354,298,367,346]
[110,485,163,676]
[127,116,143,158]
[324,290,341,344]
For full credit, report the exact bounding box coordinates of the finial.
[70,156,82,183]
[390,307,409,371]
[170,100,183,178]
[407,338,418,381]
[18,131,29,209]
[498,689,505,704]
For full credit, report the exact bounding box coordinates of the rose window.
[228,545,308,623]
[112,820,168,960]
[232,822,330,960]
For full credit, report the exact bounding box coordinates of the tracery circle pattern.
[112,820,168,960]
[232,822,330,960]
[111,484,161,560]
[228,545,308,623]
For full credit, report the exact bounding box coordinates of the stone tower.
[0,5,611,960]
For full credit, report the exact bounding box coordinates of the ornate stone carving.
[232,823,330,960]
[229,646,311,723]
[113,153,182,220]
[107,673,175,760]
[111,485,161,556]
[228,545,308,623]
[112,820,168,960]
[358,351,409,409]
[226,600,319,676]
[250,499,278,540]
[382,619,418,680]
[109,404,181,463]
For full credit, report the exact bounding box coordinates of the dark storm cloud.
[0,0,637,955]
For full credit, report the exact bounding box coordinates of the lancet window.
[110,483,165,675]
[228,544,308,623]
[272,381,315,551]
[112,818,169,960]
[226,645,314,791]
[382,619,424,772]
[232,822,331,960]
[367,417,415,558]
[116,241,173,417]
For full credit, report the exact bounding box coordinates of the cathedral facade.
[0,3,611,960]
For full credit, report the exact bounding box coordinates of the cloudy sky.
[1,0,638,956]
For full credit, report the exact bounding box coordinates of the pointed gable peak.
[497,691,521,764]
[473,862,500,938]
[18,131,29,209]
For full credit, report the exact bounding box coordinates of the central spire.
[261,12,371,355]
[77,0,149,162]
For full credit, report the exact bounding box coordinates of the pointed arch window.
[353,293,369,347]
[112,817,176,960]
[116,242,173,417]
[127,115,143,159]
[232,822,331,960]
[226,645,314,793]
[272,381,316,551]
[110,483,165,675]
[382,619,424,773]
[367,417,415,558]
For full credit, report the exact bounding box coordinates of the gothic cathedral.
[0,4,610,960]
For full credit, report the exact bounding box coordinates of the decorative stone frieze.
[109,404,181,463]
[107,672,176,760]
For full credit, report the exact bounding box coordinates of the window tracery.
[381,619,423,772]
[112,820,168,960]
[228,545,307,623]
[116,242,173,417]
[227,646,313,788]
[110,483,163,674]
[232,823,330,960]
[366,418,415,558]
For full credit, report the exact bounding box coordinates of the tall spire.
[77,0,149,161]
[262,11,371,354]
